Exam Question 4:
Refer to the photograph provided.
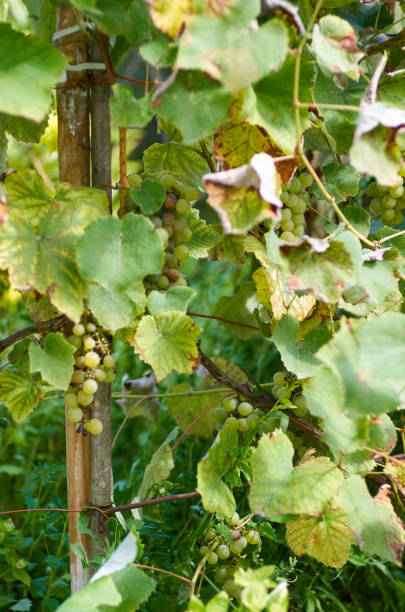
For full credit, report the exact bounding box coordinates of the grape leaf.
[88,283,147,333]
[286,503,354,568]
[249,431,343,517]
[134,312,201,381]
[130,178,165,215]
[279,238,355,303]
[143,142,209,188]
[177,14,288,93]
[197,424,237,518]
[214,282,259,340]
[28,332,75,390]
[76,214,164,292]
[312,15,364,81]
[272,315,331,379]
[2,113,47,144]
[157,70,233,143]
[0,23,66,121]
[138,429,178,501]
[57,565,155,612]
[0,368,44,424]
[185,209,221,258]
[234,566,276,612]
[338,475,405,565]
[167,383,225,439]
[245,57,313,155]
[110,85,153,128]
[148,0,192,37]
[316,313,405,415]
[147,286,195,315]
[322,162,360,203]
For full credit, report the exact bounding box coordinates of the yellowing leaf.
[286,504,354,568]
[149,0,193,37]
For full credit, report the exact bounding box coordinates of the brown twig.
[131,564,192,585]
[0,315,67,353]
[187,312,260,331]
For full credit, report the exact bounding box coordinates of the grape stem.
[0,315,66,353]
[131,563,192,585]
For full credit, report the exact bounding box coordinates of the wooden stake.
[55,3,91,593]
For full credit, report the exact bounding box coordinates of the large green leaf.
[182,210,221,258]
[0,23,66,120]
[77,214,164,292]
[316,313,405,415]
[29,332,75,390]
[322,162,360,203]
[57,565,155,611]
[234,566,276,612]
[167,383,225,439]
[143,143,209,187]
[197,425,237,518]
[177,15,288,93]
[272,315,331,379]
[158,71,233,143]
[249,431,343,517]
[312,15,364,81]
[87,283,147,333]
[110,85,153,128]
[278,238,355,303]
[138,428,178,501]
[338,475,405,565]
[134,312,201,381]
[130,178,165,215]
[285,503,354,568]
[0,368,44,424]
[213,282,259,340]
[246,57,313,155]
[147,286,195,316]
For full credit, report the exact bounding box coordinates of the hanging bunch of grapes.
[367,169,405,226]
[128,172,199,292]
[275,171,314,242]
[65,317,116,435]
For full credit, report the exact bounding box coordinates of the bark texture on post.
[55,3,91,593]
[89,31,113,572]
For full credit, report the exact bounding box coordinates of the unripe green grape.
[273,371,286,386]
[280,191,290,204]
[281,219,294,232]
[230,536,247,554]
[273,385,291,400]
[86,322,96,333]
[382,209,395,223]
[127,173,142,188]
[104,370,115,383]
[75,356,85,369]
[77,390,94,406]
[293,225,305,237]
[238,418,249,432]
[200,545,209,556]
[174,244,189,261]
[217,544,230,560]
[205,527,216,540]
[213,406,226,421]
[71,370,85,385]
[67,407,83,423]
[280,231,295,242]
[155,227,169,247]
[157,275,170,290]
[300,173,313,189]
[184,187,199,201]
[165,252,178,268]
[73,323,85,336]
[281,207,292,220]
[367,182,379,196]
[291,198,307,213]
[182,227,193,242]
[246,414,260,429]
[173,218,186,232]
[224,579,241,597]
[370,198,382,213]
[292,213,305,225]
[288,176,301,194]
[394,211,403,225]
[223,397,238,412]
[151,216,163,228]
[175,277,187,287]
[376,183,387,193]
[83,378,98,395]
[68,335,82,349]
[173,231,184,246]
[94,368,107,382]
[83,335,96,350]
[214,566,229,584]
[65,393,78,409]
[389,184,404,198]
[103,354,115,368]
[238,401,253,417]
[176,198,191,215]
[84,418,103,435]
[246,529,260,545]
[84,351,100,368]
[294,394,306,410]
[161,173,177,190]
[230,512,239,525]
[225,416,239,429]
[382,196,397,209]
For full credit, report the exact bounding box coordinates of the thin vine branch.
[131,564,192,585]
[0,315,67,353]
[187,311,260,330]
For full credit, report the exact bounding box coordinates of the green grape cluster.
[271,371,294,401]
[214,397,263,433]
[276,171,314,242]
[129,172,199,292]
[367,172,405,226]
[65,318,116,436]
[198,512,262,598]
